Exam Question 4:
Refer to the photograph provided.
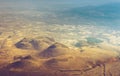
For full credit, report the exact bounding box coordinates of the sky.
[1,0,120,7]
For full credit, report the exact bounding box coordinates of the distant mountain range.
[63,3,120,20]
[41,3,120,26]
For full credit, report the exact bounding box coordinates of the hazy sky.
[25,0,120,6]
[1,0,120,6]
[0,0,120,10]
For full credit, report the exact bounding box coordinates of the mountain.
[40,42,69,58]
[15,37,55,51]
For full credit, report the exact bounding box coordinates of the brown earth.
[0,37,120,76]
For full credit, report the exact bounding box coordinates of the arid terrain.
[0,12,120,76]
[0,1,120,76]
[0,32,120,76]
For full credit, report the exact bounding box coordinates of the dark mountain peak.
[15,37,55,51]
[40,42,69,58]
[48,42,69,49]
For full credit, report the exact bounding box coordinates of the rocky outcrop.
[15,38,39,50]
[15,37,55,51]
[6,55,36,71]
